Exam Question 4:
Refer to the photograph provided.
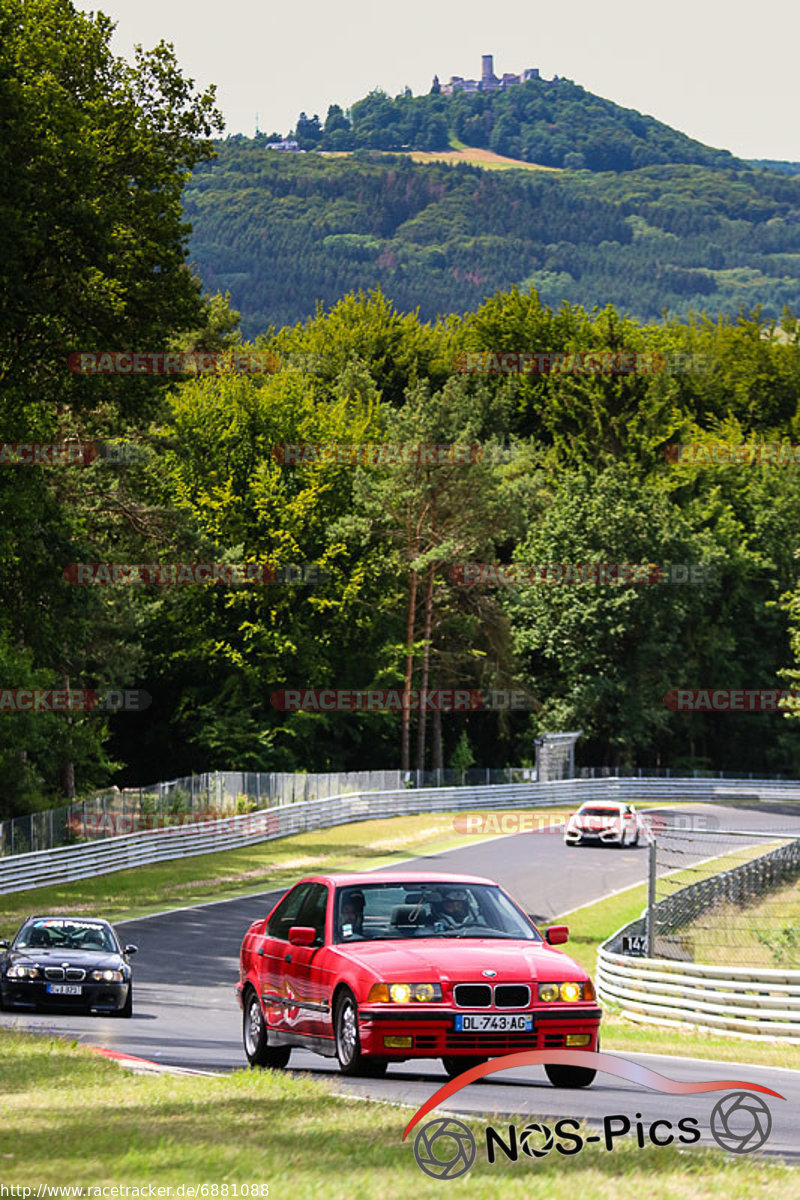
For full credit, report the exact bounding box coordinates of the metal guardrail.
[597,948,800,1042]
[2,775,800,895]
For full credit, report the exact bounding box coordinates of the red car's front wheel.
[334,988,386,1077]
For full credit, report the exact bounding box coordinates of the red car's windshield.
[333,882,541,943]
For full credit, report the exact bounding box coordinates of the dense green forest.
[285,78,740,172]
[4,1,800,819]
[185,142,800,335]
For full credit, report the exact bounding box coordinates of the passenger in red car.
[339,889,365,936]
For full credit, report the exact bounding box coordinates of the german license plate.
[46,984,82,995]
[454,1013,532,1032]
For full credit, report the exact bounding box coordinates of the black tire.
[243,989,291,1069]
[334,987,375,1076]
[361,1059,388,1077]
[441,1056,487,1079]
[115,985,133,1018]
[545,1062,597,1088]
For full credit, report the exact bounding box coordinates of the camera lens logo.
[413,1117,476,1180]
[519,1122,555,1157]
[710,1092,772,1154]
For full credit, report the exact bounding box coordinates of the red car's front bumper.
[357,1005,602,1058]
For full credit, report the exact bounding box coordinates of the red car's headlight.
[538,980,595,1002]
[367,982,443,1003]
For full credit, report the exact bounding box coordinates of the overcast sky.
[92,0,799,161]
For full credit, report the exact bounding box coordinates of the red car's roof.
[296,871,497,887]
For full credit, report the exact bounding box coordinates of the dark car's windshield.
[15,918,118,953]
[334,883,540,943]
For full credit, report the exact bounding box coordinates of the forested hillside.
[185,141,800,335]
[288,77,740,172]
[5,2,800,819]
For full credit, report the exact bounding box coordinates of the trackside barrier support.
[2,776,799,897]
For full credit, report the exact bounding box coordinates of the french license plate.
[46,984,82,995]
[454,1013,532,1032]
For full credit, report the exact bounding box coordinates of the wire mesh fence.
[649,825,800,967]
[0,766,537,857]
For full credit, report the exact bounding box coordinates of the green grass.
[0,1029,796,1196]
[680,877,800,968]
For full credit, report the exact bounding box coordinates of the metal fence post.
[647,839,657,958]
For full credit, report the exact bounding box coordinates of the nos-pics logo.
[403,1052,782,1180]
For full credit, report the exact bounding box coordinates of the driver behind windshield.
[433,888,472,929]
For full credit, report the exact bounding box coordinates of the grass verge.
[0,1030,795,1196]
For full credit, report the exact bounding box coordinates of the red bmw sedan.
[237,872,601,1086]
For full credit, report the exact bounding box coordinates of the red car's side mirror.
[288,926,317,947]
[545,925,569,945]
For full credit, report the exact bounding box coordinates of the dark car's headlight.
[367,982,443,1003]
[538,981,595,1002]
[91,969,124,982]
[6,965,40,979]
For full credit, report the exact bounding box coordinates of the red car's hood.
[337,938,587,983]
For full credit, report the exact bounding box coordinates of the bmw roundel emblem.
[481,969,497,977]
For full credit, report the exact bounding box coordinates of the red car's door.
[279,882,334,1040]
[258,882,314,1034]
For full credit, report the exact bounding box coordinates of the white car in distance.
[564,801,642,848]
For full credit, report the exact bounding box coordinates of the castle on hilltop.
[433,54,557,96]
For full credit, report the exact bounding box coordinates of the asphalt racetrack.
[3,802,800,1159]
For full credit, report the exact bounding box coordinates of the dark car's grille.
[66,968,86,982]
[494,985,530,1008]
[44,967,64,981]
[453,984,492,1007]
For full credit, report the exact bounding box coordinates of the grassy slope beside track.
[0,1031,795,1196]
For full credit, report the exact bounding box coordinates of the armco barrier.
[597,946,800,1042]
[1,775,799,897]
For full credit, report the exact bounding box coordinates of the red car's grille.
[453,984,491,1007]
[494,984,530,1008]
